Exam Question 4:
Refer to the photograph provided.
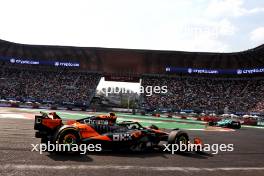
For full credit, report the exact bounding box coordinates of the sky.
[0,0,263,92]
[0,0,263,53]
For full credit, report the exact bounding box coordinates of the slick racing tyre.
[208,121,216,126]
[56,130,81,154]
[168,130,189,153]
[230,121,241,129]
[235,121,241,129]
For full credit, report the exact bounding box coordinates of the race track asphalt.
[0,117,264,176]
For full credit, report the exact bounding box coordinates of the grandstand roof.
[0,39,264,74]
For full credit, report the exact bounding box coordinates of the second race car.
[208,119,241,129]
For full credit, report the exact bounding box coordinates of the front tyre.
[208,121,216,126]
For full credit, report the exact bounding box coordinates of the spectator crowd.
[0,66,101,105]
[141,75,264,113]
[2,64,264,113]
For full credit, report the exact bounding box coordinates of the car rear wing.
[34,112,62,131]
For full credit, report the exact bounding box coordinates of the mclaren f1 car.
[34,112,202,153]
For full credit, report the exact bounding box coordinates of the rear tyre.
[168,130,189,153]
[56,130,81,154]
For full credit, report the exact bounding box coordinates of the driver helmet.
[109,112,117,123]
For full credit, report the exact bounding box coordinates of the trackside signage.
[0,56,80,67]
[166,67,264,75]
[10,58,39,65]
[54,61,80,67]
[236,68,264,74]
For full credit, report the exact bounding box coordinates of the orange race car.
[34,111,202,153]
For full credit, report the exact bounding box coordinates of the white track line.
[1,164,264,172]
[242,125,264,129]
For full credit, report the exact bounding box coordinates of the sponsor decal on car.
[112,133,132,141]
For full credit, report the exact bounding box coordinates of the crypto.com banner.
[166,67,264,75]
[0,56,80,67]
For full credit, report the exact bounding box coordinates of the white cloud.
[250,27,264,44]
[205,0,264,18]
[184,18,237,37]
[158,18,235,52]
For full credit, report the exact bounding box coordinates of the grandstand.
[0,66,101,106]
[141,75,264,113]
[0,39,264,113]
